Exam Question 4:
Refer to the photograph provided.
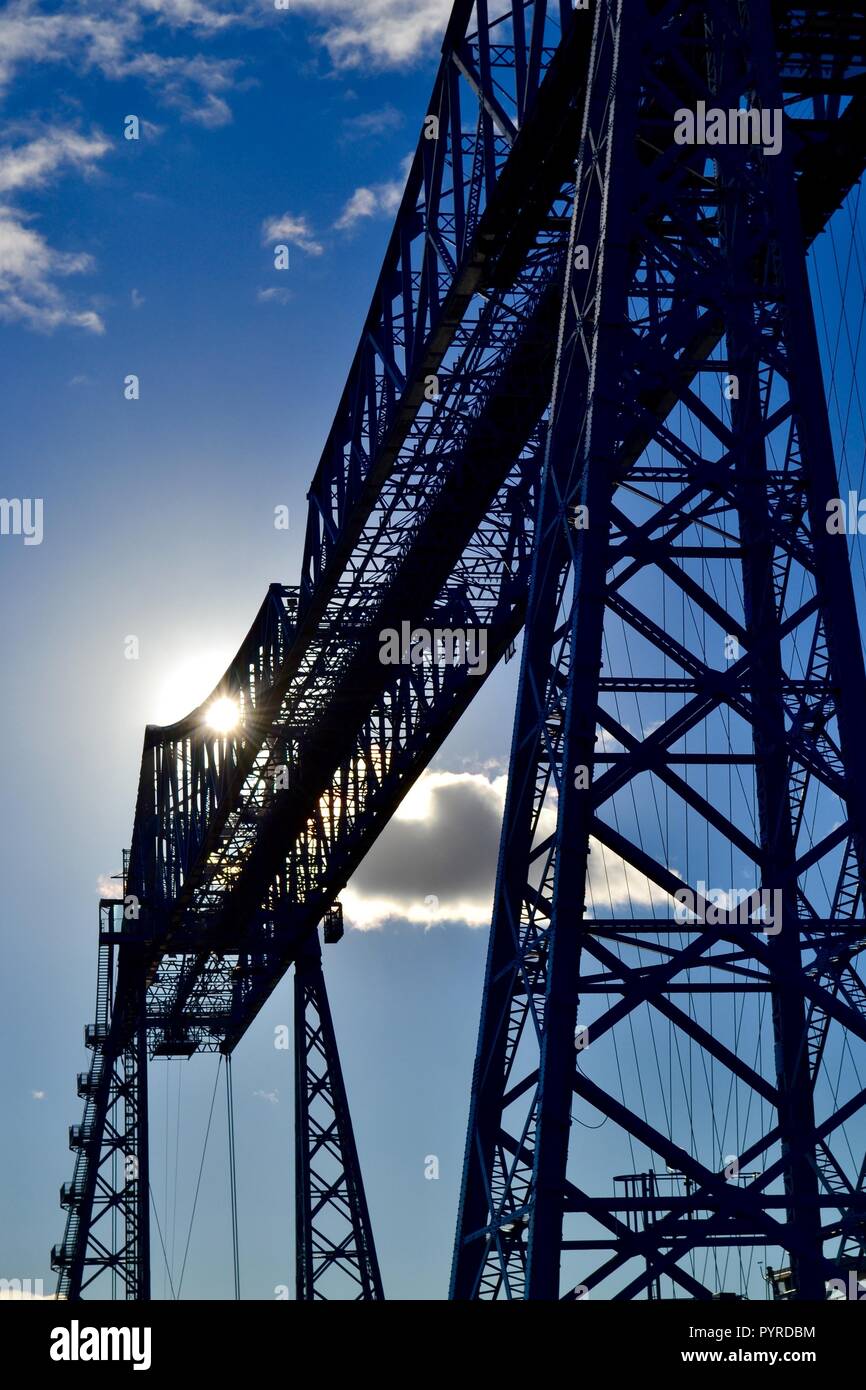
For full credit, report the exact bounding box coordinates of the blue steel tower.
[452,0,866,1301]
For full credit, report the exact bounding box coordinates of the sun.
[206,696,240,734]
[151,647,236,726]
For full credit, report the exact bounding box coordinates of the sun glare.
[151,648,235,726]
[206,696,240,734]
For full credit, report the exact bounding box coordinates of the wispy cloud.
[135,0,254,33]
[0,2,439,334]
[261,212,324,257]
[0,128,111,195]
[257,285,292,305]
[0,3,257,331]
[334,153,411,231]
[119,51,245,128]
[0,2,251,126]
[341,103,404,142]
[0,129,111,332]
[288,0,451,70]
[0,0,447,120]
[0,206,104,333]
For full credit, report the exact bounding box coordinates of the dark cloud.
[348,771,503,926]
[344,769,668,930]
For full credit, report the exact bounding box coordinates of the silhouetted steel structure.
[55,0,866,1300]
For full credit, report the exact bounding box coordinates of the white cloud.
[334,153,411,231]
[0,2,249,126]
[289,0,451,70]
[253,1088,279,1105]
[0,5,275,335]
[0,1,452,139]
[117,50,244,127]
[134,0,253,32]
[334,186,376,229]
[257,285,292,304]
[261,212,324,257]
[0,130,110,332]
[0,128,111,195]
[142,0,450,72]
[341,103,404,141]
[96,873,122,897]
[342,769,667,931]
[131,287,145,308]
[0,206,104,333]
[31,1090,45,1100]
[0,3,445,336]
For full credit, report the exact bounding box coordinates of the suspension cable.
[177,1056,222,1299]
[226,1053,241,1300]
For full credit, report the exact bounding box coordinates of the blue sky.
[3,0,866,1303]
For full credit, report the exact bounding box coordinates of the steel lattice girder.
[451,0,866,1302]
[118,0,866,1048]
[98,2,866,1046]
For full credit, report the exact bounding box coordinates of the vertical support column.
[711,46,826,1297]
[293,932,383,1300]
[131,990,151,1301]
[525,0,642,1302]
[737,0,866,1298]
[54,915,152,1300]
[746,0,866,869]
[451,0,643,1302]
